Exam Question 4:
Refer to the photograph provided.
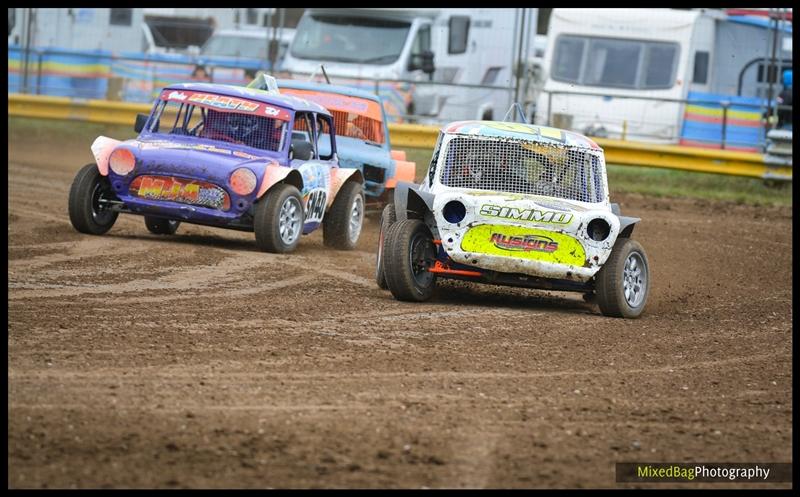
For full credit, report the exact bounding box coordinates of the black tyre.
[68,163,119,235]
[322,180,364,250]
[144,216,180,235]
[254,183,304,253]
[375,202,397,289]
[383,219,437,302]
[595,238,650,318]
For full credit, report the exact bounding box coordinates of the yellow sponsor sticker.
[460,224,586,266]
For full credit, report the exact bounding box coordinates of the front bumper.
[431,190,619,282]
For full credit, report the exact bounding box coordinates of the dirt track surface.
[8,142,793,489]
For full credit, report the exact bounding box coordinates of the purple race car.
[67,82,365,253]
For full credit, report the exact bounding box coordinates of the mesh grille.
[294,109,384,144]
[153,101,286,152]
[330,110,384,144]
[440,136,605,203]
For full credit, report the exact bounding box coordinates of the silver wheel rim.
[623,252,646,308]
[279,196,302,245]
[348,195,364,244]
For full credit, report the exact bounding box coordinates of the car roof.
[162,82,331,116]
[277,79,383,103]
[442,120,602,151]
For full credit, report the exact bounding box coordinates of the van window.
[481,67,503,85]
[246,8,259,25]
[692,51,709,84]
[408,24,432,72]
[552,35,679,90]
[412,24,431,57]
[110,9,133,26]
[448,16,470,54]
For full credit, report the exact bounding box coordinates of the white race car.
[376,120,650,318]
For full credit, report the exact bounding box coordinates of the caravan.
[282,8,540,123]
[534,8,792,149]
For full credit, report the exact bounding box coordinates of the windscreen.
[145,90,290,153]
[291,14,411,65]
[202,35,266,59]
[440,136,606,204]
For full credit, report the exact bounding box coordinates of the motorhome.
[282,8,540,123]
[534,8,792,150]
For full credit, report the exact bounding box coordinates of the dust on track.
[7,139,792,488]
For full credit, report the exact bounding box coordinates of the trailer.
[533,8,792,150]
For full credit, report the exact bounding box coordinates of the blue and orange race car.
[68,81,365,253]
[277,79,416,201]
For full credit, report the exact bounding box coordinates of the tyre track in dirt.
[7,140,793,489]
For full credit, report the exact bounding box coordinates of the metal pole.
[721,103,728,150]
[759,8,771,132]
[765,9,779,131]
[277,8,285,73]
[264,9,272,73]
[546,91,552,127]
[507,8,519,111]
[22,8,34,94]
[321,65,331,84]
[513,9,526,105]
[36,51,42,95]
[520,10,532,95]
[269,9,278,74]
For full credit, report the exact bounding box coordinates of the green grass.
[397,146,792,208]
[7,117,792,208]
[605,164,792,207]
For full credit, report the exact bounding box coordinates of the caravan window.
[692,51,709,84]
[552,35,680,90]
[643,44,678,87]
[585,39,641,88]
[552,36,584,82]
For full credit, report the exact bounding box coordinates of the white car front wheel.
[595,238,650,318]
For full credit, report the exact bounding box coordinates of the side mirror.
[420,50,435,75]
[134,113,149,133]
[290,140,314,161]
[409,50,435,75]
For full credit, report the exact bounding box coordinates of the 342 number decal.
[304,188,327,223]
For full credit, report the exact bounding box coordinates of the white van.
[282,8,540,123]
